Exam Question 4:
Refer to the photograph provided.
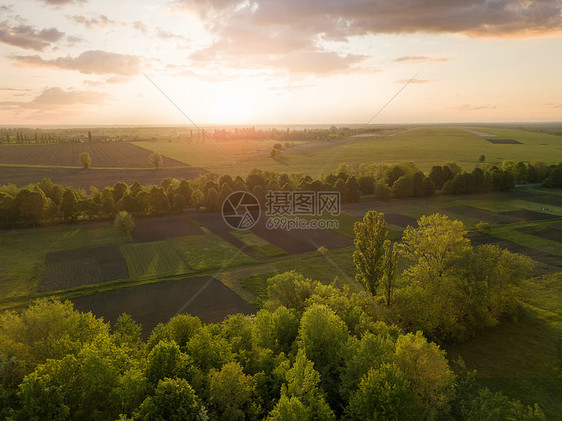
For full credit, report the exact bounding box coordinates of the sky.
[0,0,561,126]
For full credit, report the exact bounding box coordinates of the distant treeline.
[210,126,375,142]
[0,129,115,144]
[1,161,560,229]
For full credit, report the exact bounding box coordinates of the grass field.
[0,223,131,298]
[120,241,190,279]
[134,126,562,176]
[133,138,304,171]
[0,142,187,169]
[171,233,256,270]
[445,273,561,420]
[231,230,287,257]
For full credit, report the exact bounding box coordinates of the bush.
[114,211,134,234]
[79,152,91,169]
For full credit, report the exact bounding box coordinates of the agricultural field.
[133,138,307,170]
[0,166,206,189]
[0,141,206,188]
[71,276,256,336]
[134,125,562,176]
[0,142,188,168]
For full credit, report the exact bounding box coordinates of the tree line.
[1,160,561,229]
[0,275,544,420]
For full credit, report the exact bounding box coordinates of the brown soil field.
[517,226,562,243]
[499,209,559,221]
[71,276,256,336]
[40,245,129,292]
[131,215,203,243]
[194,212,352,255]
[447,206,522,225]
[383,213,418,229]
[251,220,353,254]
[0,166,206,189]
[512,191,562,208]
[486,138,522,144]
[192,213,254,254]
[466,231,561,275]
[0,142,187,168]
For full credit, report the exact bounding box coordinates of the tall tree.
[353,210,387,296]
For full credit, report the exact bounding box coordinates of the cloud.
[133,20,148,33]
[451,104,497,111]
[173,0,560,75]
[132,21,190,44]
[13,50,142,76]
[155,27,189,43]
[546,103,562,109]
[0,87,31,91]
[0,87,108,111]
[68,14,116,29]
[394,78,431,84]
[37,0,85,5]
[173,0,562,38]
[394,56,448,63]
[0,20,65,51]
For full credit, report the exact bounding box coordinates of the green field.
[134,126,562,175]
[171,234,256,270]
[120,241,190,279]
[445,273,561,419]
[231,230,287,257]
[0,223,131,298]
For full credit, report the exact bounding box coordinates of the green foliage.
[397,214,533,342]
[134,377,201,421]
[353,210,387,296]
[149,152,163,169]
[208,362,256,420]
[461,388,545,421]
[114,211,135,234]
[345,363,417,420]
[79,153,91,169]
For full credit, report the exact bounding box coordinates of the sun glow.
[211,94,256,124]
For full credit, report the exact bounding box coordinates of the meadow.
[132,125,562,176]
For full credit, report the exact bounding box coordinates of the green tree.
[353,210,387,296]
[298,304,348,385]
[146,340,192,385]
[281,350,335,420]
[114,211,135,234]
[400,213,470,280]
[346,363,417,421]
[79,152,91,169]
[208,362,255,420]
[149,152,163,169]
[134,378,201,421]
[391,175,413,198]
[381,239,398,306]
[87,130,92,143]
[267,395,309,420]
[461,388,545,421]
[15,188,45,226]
[374,181,391,199]
[60,188,78,221]
[394,332,455,419]
[345,176,361,202]
[205,187,220,212]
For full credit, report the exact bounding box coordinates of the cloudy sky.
[0,0,561,126]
